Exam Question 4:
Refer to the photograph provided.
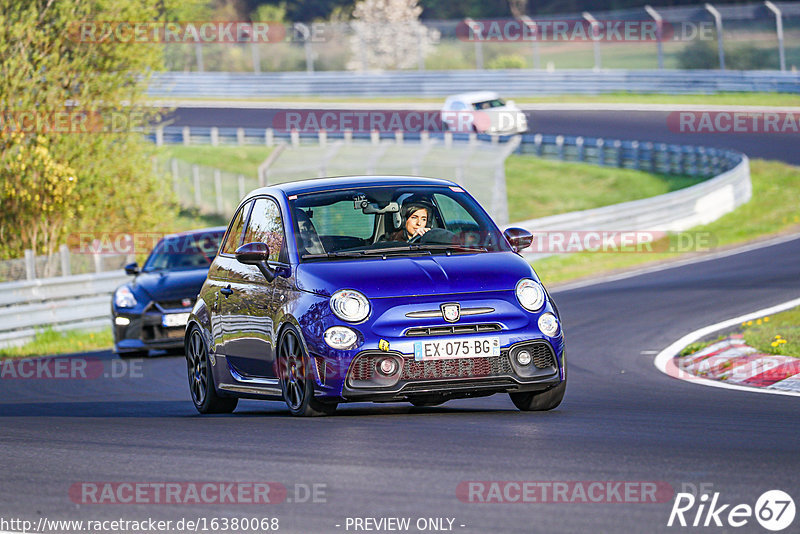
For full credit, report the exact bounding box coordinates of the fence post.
[155,126,164,147]
[596,138,605,166]
[171,158,180,195]
[576,136,585,162]
[182,126,191,146]
[318,129,327,148]
[417,25,426,70]
[371,130,380,145]
[236,128,245,146]
[291,129,300,147]
[556,135,564,160]
[211,127,219,147]
[344,129,353,144]
[646,142,656,171]
[420,131,429,145]
[534,133,543,156]
[265,128,274,147]
[520,17,540,69]
[583,12,602,70]
[632,140,640,170]
[395,130,403,145]
[251,42,261,74]
[705,3,725,70]
[93,251,103,274]
[444,131,453,148]
[465,18,484,69]
[192,165,202,209]
[614,139,623,167]
[765,1,786,72]
[59,244,71,277]
[24,249,36,280]
[214,170,223,214]
[645,6,664,69]
[194,42,204,72]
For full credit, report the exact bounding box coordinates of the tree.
[0,0,196,260]
[347,0,438,70]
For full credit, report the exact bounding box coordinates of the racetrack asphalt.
[2,235,799,533]
[164,107,800,165]
[1,107,798,533]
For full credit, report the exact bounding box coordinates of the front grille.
[400,355,512,380]
[511,341,556,369]
[156,299,193,311]
[405,323,502,337]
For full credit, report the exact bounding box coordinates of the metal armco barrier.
[148,70,800,98]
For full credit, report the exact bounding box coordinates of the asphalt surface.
[164,107,800,164]
[1,235,800,534]
[1,107,799,533]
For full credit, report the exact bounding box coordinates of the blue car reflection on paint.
[185,176,565,416]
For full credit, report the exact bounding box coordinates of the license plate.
[162,312,190,328]
[413,336,500,361]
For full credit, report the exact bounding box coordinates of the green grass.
[0,328,112,360]
[532,159,800,286]
[505,156,702,221]
[151,93,800,107]
[158,145,273,176]
[740,307,800,359]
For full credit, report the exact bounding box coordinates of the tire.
[277,326,337,417]
[119,350,148,359]
[509,353,567,412]
[186,325,238,414]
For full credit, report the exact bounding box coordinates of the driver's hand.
[412,227,430,238]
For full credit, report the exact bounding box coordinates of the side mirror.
[503,227,533,252]
[235,242,276,281]
[124,262,139,275]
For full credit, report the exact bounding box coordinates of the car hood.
[296,252,535,299]
[130,269,210,301]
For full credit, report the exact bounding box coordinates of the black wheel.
[186,326,237,414]
[509,354,567,411]
[277,327,337,417]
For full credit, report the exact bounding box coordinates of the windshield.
[472,99,505,110]
[142,231,223,272]
[290,185,510,262]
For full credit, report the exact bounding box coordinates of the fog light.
[324,326,358,350]
[516,350,532,366]
[377,357,398,376]
[115,316,130,326]
[538,312,560,337]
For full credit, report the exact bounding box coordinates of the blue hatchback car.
[185,176,565,416]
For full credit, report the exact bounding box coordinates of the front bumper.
[112,305,191,353]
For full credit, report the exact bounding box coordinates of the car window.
[243,197,285,262]
[472,99,505,110]
[142,231,224,272]
[309,201,375,239]
[451,101,467,111]
[221,201,251,255]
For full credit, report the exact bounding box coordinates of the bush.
[678,39,779,70]
[487,54,527,69]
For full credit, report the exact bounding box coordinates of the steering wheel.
[408,233,423,244]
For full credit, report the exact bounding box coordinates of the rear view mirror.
[124,262,139,275]
[235,242,276,281]
[503,228,533,252]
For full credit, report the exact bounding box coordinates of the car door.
[223,196,287,379]
[215,200,253,356]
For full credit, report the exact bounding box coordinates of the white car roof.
[446,91,501,103]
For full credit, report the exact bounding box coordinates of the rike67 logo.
[668,489,795,531]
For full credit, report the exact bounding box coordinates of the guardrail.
[0,271,128,348]
[0,130,750,348]
[148,70,800,98]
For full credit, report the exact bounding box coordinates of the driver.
[385,198,433,242]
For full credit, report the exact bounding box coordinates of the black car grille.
[405,323,502,337]
[349,353,513,382]
[156,299,193,310]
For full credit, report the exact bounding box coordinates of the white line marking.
[653,297,800,398]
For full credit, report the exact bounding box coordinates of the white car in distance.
[441,91,528,135]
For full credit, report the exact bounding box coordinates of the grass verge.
[741,307,800,359]
[158,145,273,176]
[0,328,112,360]
[151,92,800,107]
[532,159,800,286]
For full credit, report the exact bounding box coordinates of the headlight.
[516,279,545,312]
[114,286,137,308]
[324,326,359,350]
[330,289,370,323]
[538,312,560,337]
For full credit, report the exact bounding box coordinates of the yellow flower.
[756,319,762,325]
[764,317,770,322]
[772,341,779,347]
[746,321,753,326]
[775,335,783,339]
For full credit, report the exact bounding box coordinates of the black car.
[112,227,225,357]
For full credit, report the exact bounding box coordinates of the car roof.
[447,91,501,103]
[244,175,460,199]
[164,226,227,240]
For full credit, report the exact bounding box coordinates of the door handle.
[220,285,233,297]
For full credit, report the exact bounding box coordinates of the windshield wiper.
[410,244,488,253]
